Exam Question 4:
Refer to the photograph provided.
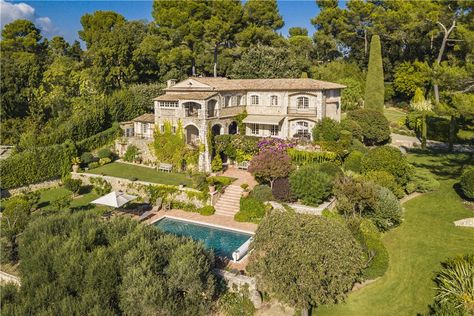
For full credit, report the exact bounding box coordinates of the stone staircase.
[214,185,243,217]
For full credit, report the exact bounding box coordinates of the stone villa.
[121,77,345,171]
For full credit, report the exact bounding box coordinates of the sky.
[1,0,322,45]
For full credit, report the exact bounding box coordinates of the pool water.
[154,217,252,259]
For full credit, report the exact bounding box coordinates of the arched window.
[270,95,278,106]
[295,121,310,139]
[251,95,259,105]
[297,96,309,109]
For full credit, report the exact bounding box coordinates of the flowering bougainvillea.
[257,137,295,153]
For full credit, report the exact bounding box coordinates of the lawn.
[86,162,193,187]
[384,107,407,124]
[317,150,474,315]
[37,186,107,213]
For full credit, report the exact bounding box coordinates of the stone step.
[215,209,237,216]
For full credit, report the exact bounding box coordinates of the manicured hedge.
[0,141,76,190]
[76,123,122,153]
[459,168,474,199]
[235,197,266,223]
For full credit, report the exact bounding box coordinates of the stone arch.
[207,99,217,118]
[184,124,200,145]
[228,121,238,135]
[211,124,222,136]
[183,101,202,117]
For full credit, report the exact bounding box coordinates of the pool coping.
[150,215,255,263]
[150,215,256,235]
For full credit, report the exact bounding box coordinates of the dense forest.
[1,0,473,148]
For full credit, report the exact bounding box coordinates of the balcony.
[287,107,318,116]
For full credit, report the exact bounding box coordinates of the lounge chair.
[138,210,154,221]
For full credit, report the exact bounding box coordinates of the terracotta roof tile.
[167,77,346,91]
[132,113,155,123]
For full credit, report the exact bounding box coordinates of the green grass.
[37,187,107,213]
[317,150,474,315]
[384,107,407,124]
[86,162,193,187]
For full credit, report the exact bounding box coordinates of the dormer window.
[270,95,278,106]
[297,96,309,109]
[251,95,259,105]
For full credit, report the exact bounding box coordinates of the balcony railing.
[287,107,318,116]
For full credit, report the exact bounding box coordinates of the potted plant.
[71,157,81,172]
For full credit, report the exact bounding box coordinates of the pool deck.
[146,209,258,233]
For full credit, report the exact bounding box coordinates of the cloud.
[0,0,58,37]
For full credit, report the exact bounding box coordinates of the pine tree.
[364,35,384,112]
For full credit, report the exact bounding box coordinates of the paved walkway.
[221,166,258,189]
[146,209,258,233]
[391,133,474,153]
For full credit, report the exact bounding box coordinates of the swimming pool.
[153,217,253,260]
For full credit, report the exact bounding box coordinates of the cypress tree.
[364,35,384,112]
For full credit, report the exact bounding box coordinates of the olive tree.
[248,211,364,314]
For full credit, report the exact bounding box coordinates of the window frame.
[250,95,260,105]
[296,96,309,109]
[270,95,279,106]
[224,95,232,107]
[250,123,260,135]
[270,125,279,136]
[159,101,179,108]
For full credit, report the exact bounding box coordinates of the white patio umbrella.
[91,191,137,208]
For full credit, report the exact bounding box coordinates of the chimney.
[166,79,176,88]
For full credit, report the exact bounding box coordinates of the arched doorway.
[211,124,226,163]
[184,124,200,145]
[207,100,217,118]
[228,121,238,135]
[183,102,201,117]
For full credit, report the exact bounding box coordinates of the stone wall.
[2,179,61,198]
[71,172,207,208]
[269,198,336,216]
[115,137,155,165]
[215,269,262,308]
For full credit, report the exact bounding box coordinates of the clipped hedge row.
[357,220,389,280]
[287,148,339,166]
[76,123,122,153]
[0,141,76,190]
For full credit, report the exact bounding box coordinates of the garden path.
[221,166,258,188]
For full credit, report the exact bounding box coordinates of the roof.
[242,115,285,125]
[132,113,155,123]
[153,91,218,101]
[166,77,346,91]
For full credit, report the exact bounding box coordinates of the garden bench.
[237,161,249,170]
[158,163,173,172]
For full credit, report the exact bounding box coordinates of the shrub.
[369,186,402,231]
[248,150,293,186]
[312,118,341,141]
[350,139,368,154]
[459,169,474,199]
[434,254,474,315]
[248,211,365,311]
[317,161,343,178]
[287,149,339,166]
[353,219,389,280]
[123,145,139,162]
[211,155,223,172]
[219,290,256,316]
[90,177,112,196]
[364,171,405,198]
[192,173,209,191]
[0,141,76,189]
[198,205,215,216]
[347,109,390,145]
[88,162,99,169]
[97,148,113,159]
[240,183,249,190]
[343,150,364,173]
[63,178,82,195]
[289,165,333,206]
[250,185,273,202]
[99,157,112,166]
[334,176,378,218]
[362,146,412,185]
[339,130,352,143]
[80,152,95,165]
[272,178,294,202]
[171,200,198,212]
[406,169,440,194]
[235,197,266,223]
[340,119,363,141]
